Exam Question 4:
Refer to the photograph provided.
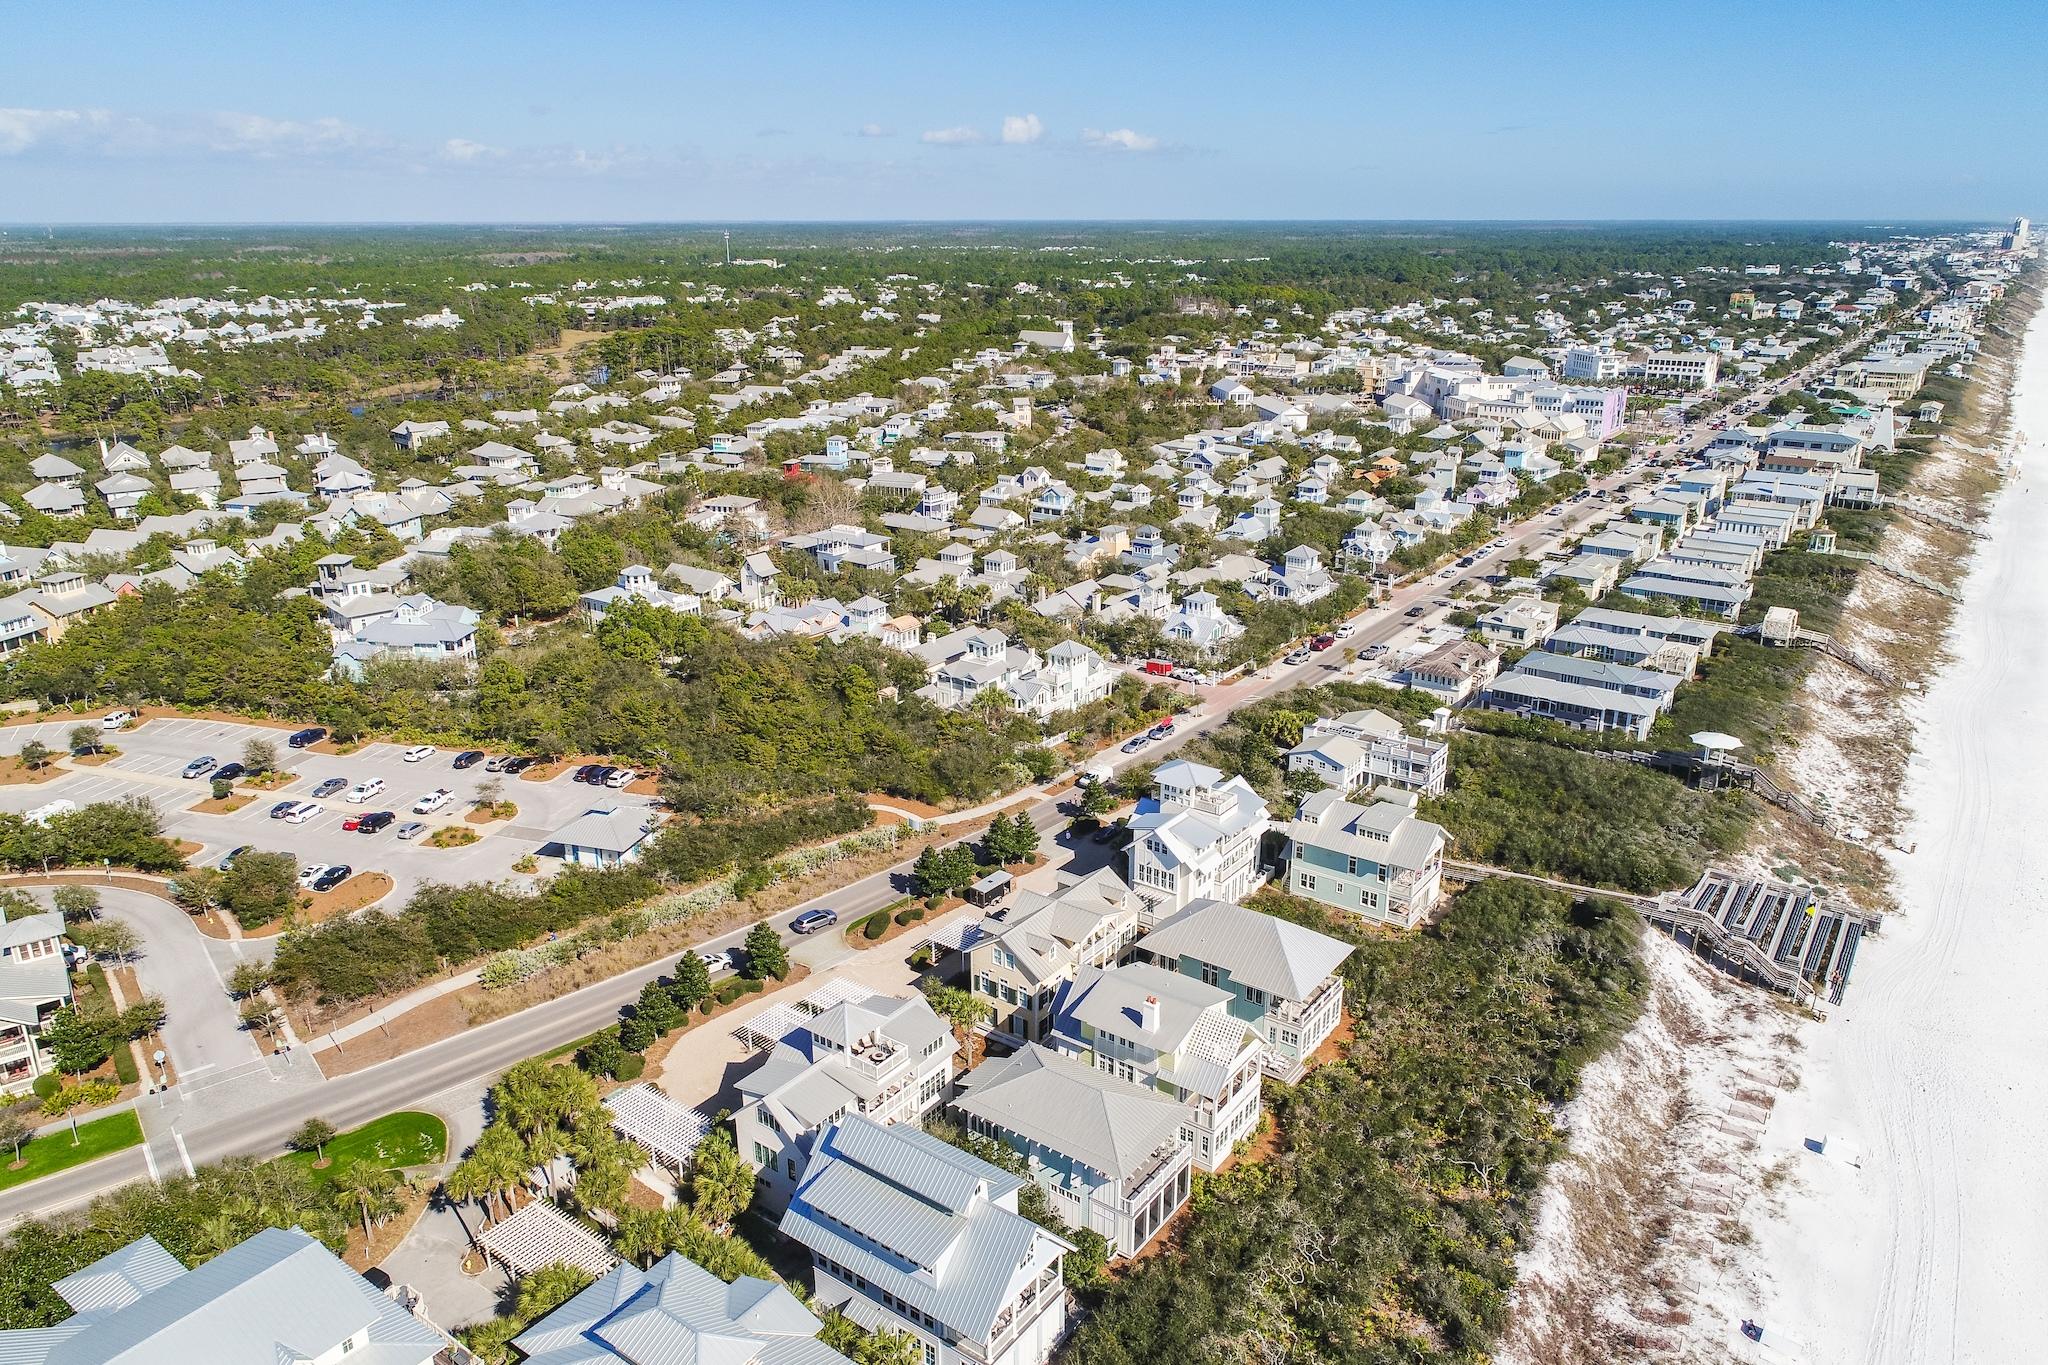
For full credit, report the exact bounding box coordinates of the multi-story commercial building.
[1641,350,1721,389]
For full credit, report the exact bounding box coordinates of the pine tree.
[742,921,789,980]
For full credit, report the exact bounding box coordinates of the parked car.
[1333,622,1357,639]
[483,754,513,773]
[284,801,322,824]
[267,799,297,819]
[345,779,384,803]
[1147,719,1174,740]
[181,756,217,779]
[696,949,734,973]
[1310,633,1336,651]
[100,710,136,731]
[312,865,352,893]
[1404,605,1427,619]
[311,777,348,799]
[341,813,367,831]
[359,811,393,834]
[1139,659,1175,676]
[1284,648,1312,665]
[296,863,328,889]
[1119,735,1149,753]
[1363,643,1388,659]
[218,845,250,870]
[412,788,452,814]
[213,762,247,784]
[1169,666,1205,683]
[396,821,427,840]
[603,768,634,789]
[502,756,539,774]
[573,764,603,784]
[790,908,839,935]
[402,745,435,763]
[452,750,486,769]
[287,727,326,749]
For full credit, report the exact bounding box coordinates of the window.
[1246,987,1265,1005]
[1199,962,1220,987]
[1297,872,1316,892]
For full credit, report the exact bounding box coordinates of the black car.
[502,756,538,774]
[267,799,297,819]
[356,810,396,834]
[452,750,486,770]
[211,762,246,783]
[1404,605,1427,619]
[573,764,602,783]
[287,727,326,749]
[312,864,352,892]
[1089,822,1123,845]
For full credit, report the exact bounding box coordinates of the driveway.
[26,883,258,1083]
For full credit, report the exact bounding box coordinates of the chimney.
[1139,995,1161,1034]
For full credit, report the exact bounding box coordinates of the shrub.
[893,905,926,926]
[860,911,889,940]
[31,1074,57,1100]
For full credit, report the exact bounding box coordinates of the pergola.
[477,1199,617,1279]
[604,1082,715,1170]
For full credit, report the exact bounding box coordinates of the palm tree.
[195,1210,244,1258]
[462,1129,532,1219]
[332,1160,403,1242]
[686,1130,754,1230]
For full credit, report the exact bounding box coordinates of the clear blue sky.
[3,0,2040,223]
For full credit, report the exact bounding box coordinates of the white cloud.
[0,107,146,156]
[439,138,501,162]
[1081,126,1160,152]
[856,121,891,138]
[1000,113,1043,145]
[920,125,983,146]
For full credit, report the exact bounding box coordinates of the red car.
[342,813,365,831]
[1310,633,1337,651]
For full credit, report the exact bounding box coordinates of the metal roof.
[1136,899,1354,1004]
[954,1045,1191,1180]
[511,1251,852,1365]
[0,1228,446,1365]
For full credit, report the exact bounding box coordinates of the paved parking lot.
[0,717,659,904]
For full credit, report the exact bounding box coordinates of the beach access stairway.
[1444,860,1873,1006]
[1732,622,1900,687]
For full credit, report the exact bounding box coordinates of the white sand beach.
[1739,302,2048,1363]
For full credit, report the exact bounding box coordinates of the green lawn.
[280,1110,448,1186]
[0,1111,145,1191]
